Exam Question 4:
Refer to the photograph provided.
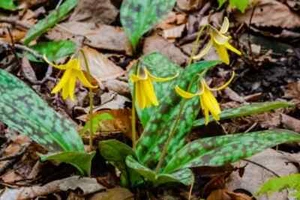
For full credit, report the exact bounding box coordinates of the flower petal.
[175,86,199,99]
[62,83,70,100]
[136,82,146,109]
[76,71,97,88]
[148,70,179,82]
[43,55,68,70]
[130,74,141,82]
[201,89,221,120]
[68,75,77,101]
[214,43,230,65]
[193,39,213,60]
[224,42,242,55]
[51,69,72,94]
[220,17,229,34]
[142,78,158,107]
[208,71,235,91]
[210,26,229,45]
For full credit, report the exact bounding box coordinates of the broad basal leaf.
[257,173,300,199]
[130,53,181,126]
[193,101,294,127]
[40,151,95,176]
[164,129,300,173]
[121,0,176,48]
[23,0,78,45]
[99,140,142,187]
[135,59,220,170]
[0,69,84,152]
[218,0,249,12]
[80,113,114,135]
[26,40,76,62]
[126,156,194,186]
[0,0,16,10]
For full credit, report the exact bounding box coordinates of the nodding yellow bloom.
[130,64,178,109]
[193,17,241,65]
[44,56,97,101]
[175,72,235,125]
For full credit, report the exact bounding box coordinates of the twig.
[0,41,43,59]
[0,17,31,29]
[242,159,280,177]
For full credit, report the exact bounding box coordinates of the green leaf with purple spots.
[126,155,194,186]
[120,0,176,48]
[40,151,95,176]
[135,58,220,170]
[0,69,84,152]
[163,129,300,173]
[193,101,294,127]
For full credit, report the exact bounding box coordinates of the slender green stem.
[132,86,137,150]
[80,50,94,151]
[155,26,207,173]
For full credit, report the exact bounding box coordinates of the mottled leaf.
[0,69,84,152]
[40,151,95,176]
[26,40,76,62]
[164,129,300,173]
[80,113,114,135]
[120,0,176,48]
[193,101,294,127]
[135,58,220,170]
[0,0,16,10]
[126,156,194,186]
[23,0,78,45]
[257,173,300,199]
[218,0,249,12]
[99,140,142,187]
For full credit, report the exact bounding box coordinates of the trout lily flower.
[175,72,235,125]
[193,17,241,65]
[44,56,97,100]
[130,64,178,109]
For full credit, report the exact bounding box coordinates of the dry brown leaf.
[235,0,300,28]
[163,24,186,39]
[0,176,105,200]
[70,0,118,24]
[88,187,133,200]
[281,114,300,133]
[207,189,252,200]
[143,35,188,65]
[47,22,132,55]
[79,46,125,86]
[284,81,300,108]
[176,0,204,11]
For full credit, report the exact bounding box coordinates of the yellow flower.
[44,56,97,100]
[175,72,235,125]
[130,64,178,109]
[193,17,241,65]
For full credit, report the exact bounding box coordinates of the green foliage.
[120,0,176,48]
[26,40,76,62]
[0,69,94,175]
[23,0,78,45]
[0,0,16,10]
[0,69,84,152]
[134,55,220,169]
[193,101,294,127]
[218,0,249,12]
[80,113,114,135]
[40,151,95,176]
[163,129,300,173]
[257,174,300,199]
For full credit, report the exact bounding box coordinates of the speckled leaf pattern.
[40,151,95,176]
[0,69,84,152]
[126,156,194,186]
[163,129,300,173]
[121,0,176,48]
[135,59,220,170]
[129,53,181,126]
[193,101,294,127]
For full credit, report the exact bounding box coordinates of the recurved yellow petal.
[143,78,158,107]
[43,55,68,70]
[193,39,213,60]
[175,86,199,99]
[77,71,97,88]
[210,27,229,45]
[148,71,179,82]
[208,71,235,91]
[51,69,72,94]
[220,17,229,34]
[214,43,230,65]
[136,82,146,109]
[68,75,77,101]
[202,89,221,120]
[130,74,141,82]
[224,42,242,55]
